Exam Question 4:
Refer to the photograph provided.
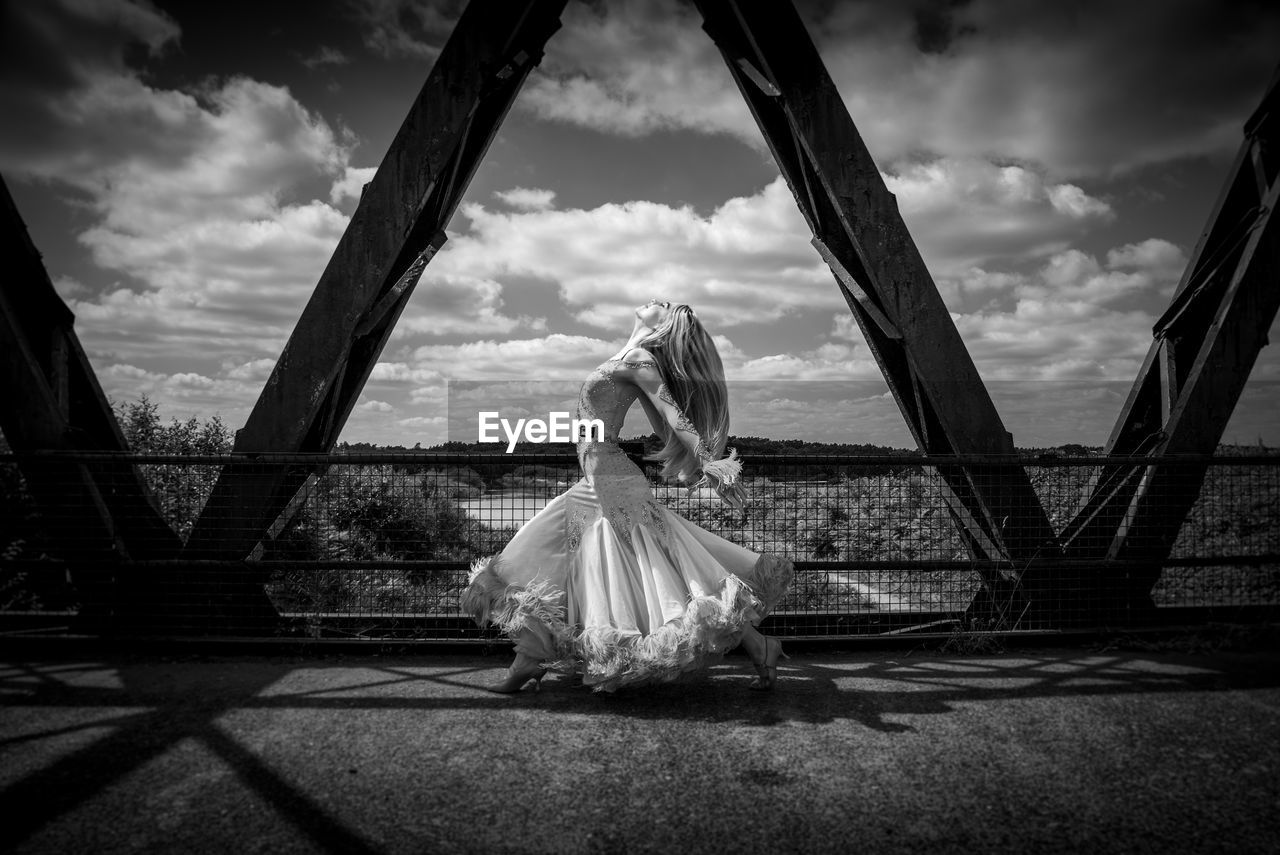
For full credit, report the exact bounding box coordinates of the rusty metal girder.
[0,173,180,565]
[1052,65,1280,615]
[184,0,569,560]
[1,172,188,629]
[693,0,1057,577]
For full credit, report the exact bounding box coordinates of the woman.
[462,300,793,693]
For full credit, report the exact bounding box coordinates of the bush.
[116,396,232,540]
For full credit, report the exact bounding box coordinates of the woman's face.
[635,298,671,328]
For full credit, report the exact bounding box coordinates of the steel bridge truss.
[1035,64,1280,623]
[1,0,1276,631]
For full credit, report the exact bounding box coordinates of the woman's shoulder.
[608,348,660,382]
[618,347,656,366]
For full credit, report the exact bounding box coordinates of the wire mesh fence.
[1,449,1276,639]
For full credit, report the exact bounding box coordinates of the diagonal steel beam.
[0,173,180,565]
[184,0,569,560]
[1057,65,1280,613]
[693,1,1057,585]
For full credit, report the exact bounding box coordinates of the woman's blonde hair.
[638,304,729,482]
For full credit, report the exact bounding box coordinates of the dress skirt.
[462,442,793,692]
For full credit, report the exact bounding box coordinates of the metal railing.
[1,450,1276,639]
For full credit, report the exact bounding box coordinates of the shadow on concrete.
[1,648,1276,852]
[522,648,1280,731]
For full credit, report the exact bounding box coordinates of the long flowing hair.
[637,304,729,482]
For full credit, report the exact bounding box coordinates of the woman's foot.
[747,636,789,692]
[487,655,546,694]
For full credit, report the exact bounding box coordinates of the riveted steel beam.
[693,1,1057,603]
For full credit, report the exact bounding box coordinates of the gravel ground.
[2,643,1278,854]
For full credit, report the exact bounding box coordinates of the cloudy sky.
[2,0,1278,448]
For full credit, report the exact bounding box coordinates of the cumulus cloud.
[375,167,1150,440]
[52,275,92,301]
[224,358,278,381]
[424,163,1113,334]
[395,335,614,440]
[516,0,1279,179]
[347,0,461,62]
[410,334,617,379]
[395,273,545,338]
[7,0,1271,449]
[436,176,838,330]
[724,385,913,447]
[330,166,378,205]
[733,343,882,382]
[521,0,752,142]
[885,157,1113,277]
[99,362,258,419]
[955,240,1189,380]
[369,361,448,407]
[384,328,887,445]
[344,407,445,447]
[0,0,181,168]
[1106,238,1187,281]
[1016,242,1186,307]
[1047,184,1113,220]
[399,331,867,389]
[370,362,443,384]
[0,5,359,375]
[0,0,537,432]
[396,415,447,430]
[494,187,557,211]
[13,72,351,231]
[376,226,1268,446]
[831,314,860,341]
[69,198,351,366]
[301,46,350,69]
[957,300,1155,381]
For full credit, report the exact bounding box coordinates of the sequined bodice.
[572,359,653,513]
[574,358,648,445]
[570,358,670,550]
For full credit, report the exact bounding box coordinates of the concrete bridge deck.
[2,641,1278,853]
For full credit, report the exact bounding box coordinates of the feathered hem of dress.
[462,553,795,693]
[741,552,794,617]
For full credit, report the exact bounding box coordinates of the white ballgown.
[462,355,794,692]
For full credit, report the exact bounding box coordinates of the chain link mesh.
[2,451,1276,638]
